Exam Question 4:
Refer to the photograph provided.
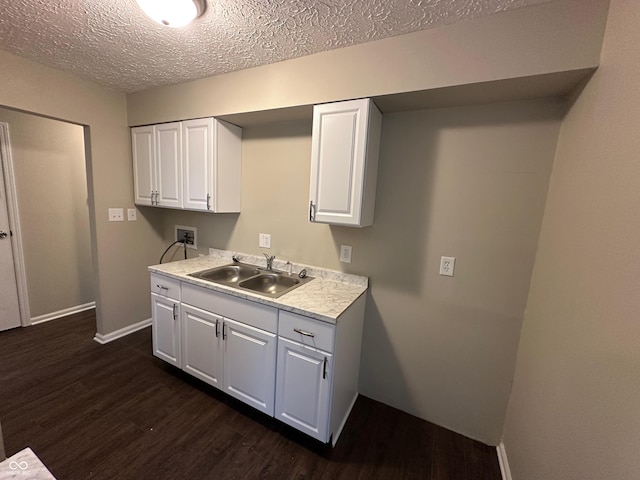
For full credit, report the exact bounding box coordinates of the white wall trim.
[31,302,96,325]
[94,318,152,345]
[497,441,513,480]
[0,122,31,327]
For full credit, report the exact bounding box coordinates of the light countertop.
[148,249,368,324]
[0,448,56,479]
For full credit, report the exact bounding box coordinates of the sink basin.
[189,264,260,284]
[239,273,300,296]
[189,262,313,298]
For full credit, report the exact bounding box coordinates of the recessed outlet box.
[259,233,271,249]
[439,256,455,277]
[175,225,197,249]
[340,245,353,263]
[108,208,124,222]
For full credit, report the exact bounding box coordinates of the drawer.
[182,282,278,334]
[150,273,181,300]
[279,311,335,353]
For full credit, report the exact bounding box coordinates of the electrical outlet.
[439,256,455,277]
[340,245,353,263]
[108,208,124,222]
[175,225,197,249]
[259,233,271,249]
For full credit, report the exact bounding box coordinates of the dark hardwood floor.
[0,311,501,479]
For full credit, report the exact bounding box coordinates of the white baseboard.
[94,318,152,344]
[31,302,96,325]
[497,441,513,480]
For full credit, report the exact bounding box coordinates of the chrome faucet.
[264,253,275,271]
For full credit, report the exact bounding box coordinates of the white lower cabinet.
[181,304,223,388]
[150,273,366,445]
[275,337,332,442]
[151,293,181,367]
[223,318,276,415]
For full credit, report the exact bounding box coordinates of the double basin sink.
[188,262,313,299]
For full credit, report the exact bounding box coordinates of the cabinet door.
[155,122,183,208]
[151,293,180,367]
[222,317,276,416]
[275,337,332,442]
[309,98,381,227]
[132,125,155,206]
[182,118,213,212]
[181,304,224,388]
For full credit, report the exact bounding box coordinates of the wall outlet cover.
[175,225,197,249]
[127,208,137,221]
[439,256,455,276]
[340,245,353,263]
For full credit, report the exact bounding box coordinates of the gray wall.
[0,108,93,318]
[0,50,166,336]
[502,1,640,478]
[155,99,563,444]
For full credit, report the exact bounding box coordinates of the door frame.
[0,122,31,327]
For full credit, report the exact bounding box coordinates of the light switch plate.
[108,208,124,222]
[259,233,271,249]
[127,208,137,221]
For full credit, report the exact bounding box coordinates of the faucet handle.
[264,253,275,260]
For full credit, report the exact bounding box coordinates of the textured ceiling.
[0,0,552,93]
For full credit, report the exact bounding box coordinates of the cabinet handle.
[156,284,167,290]
[206,193,211,210]
[309,200,315,222]
[323,357,328,379]
[294,328,315,338]
[172,304,177,320]
[222,322,227,340]
[215,318,219,338]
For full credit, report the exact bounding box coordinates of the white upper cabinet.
[182,118,242,213]
[133,118,241,213]
[155,122,183,209]
[309,98,382,227]
[132,125,155,206]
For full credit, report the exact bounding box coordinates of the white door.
[309,99,369,226]
[222,317,276,416]
[181,304,223,388]
[275,337,332,442]
[151,293,181,367]
[155,122,183,208]
[182,118,213,212]
[132,125,156,206]
[0,147,20,332]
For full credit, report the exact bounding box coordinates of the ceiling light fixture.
[135,0,206,28]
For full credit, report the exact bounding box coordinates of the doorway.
[0,122,26,331]
[0,110,95,330]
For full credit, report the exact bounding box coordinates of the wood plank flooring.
[0,311,501,479]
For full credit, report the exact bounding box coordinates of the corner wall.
[501,1,640,478]
[0,50,166,335]
[0,107,93,318]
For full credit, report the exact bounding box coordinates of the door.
[275,337,332,442]
[151,293,181,367]
[182,118,213,212]
[181,304,223,388]
[155,122,183,208]
[132,125,155,206]
[0,144,20,332]
[222,317,276,416]
[309,99,369,226]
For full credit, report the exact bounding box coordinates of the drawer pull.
[156,284,168,290]
[294,328,315,338]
